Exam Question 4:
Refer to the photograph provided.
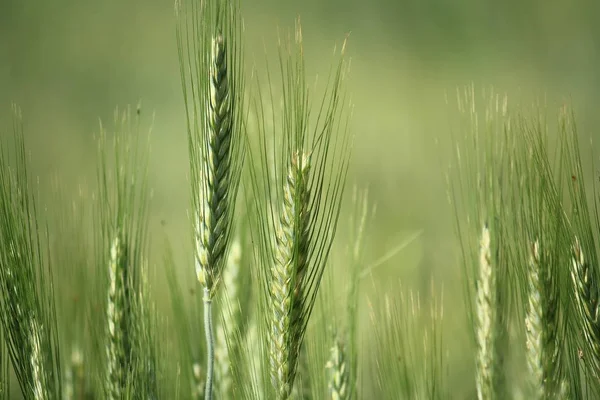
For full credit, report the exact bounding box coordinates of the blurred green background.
[2,0,600,395]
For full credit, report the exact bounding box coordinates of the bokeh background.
[2,0,600,396]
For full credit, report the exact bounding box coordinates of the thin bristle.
[270,152,312,399]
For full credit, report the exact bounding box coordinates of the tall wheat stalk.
[176,1,245,397]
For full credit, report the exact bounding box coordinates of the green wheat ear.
[177,0,245,398]
[326,339,349,400]
[0,105,61,399]
[97,106,153,399]
[248,20,351,400]
[476,224,495,400]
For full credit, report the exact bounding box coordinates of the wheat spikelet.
[106,233,129,399]
[195,31,234,295]
[571,237,600,373]
[270,152,311,399]
[476,224,495,400]
[326,339,349,400]
[215,238,241,398]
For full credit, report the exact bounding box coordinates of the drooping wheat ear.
[216,238,241,398]
[476,224,495,400]
[525,239,560,398]
[191,362,205,400]
[269,152,312,399]
[326,339,349,400]
[106,233,130,400]
[571,237,600,373]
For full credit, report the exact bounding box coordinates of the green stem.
[204,288,214,400]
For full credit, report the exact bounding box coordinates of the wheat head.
[269,152,311,399]
[476,224,495,400]
[326,339,349,400]
[106,233,129,399]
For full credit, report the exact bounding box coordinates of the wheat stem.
[203,287,215,400]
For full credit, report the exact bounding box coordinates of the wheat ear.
[326,339,349,400]
[571,237,600,373]
[525,239,560,398]
[270,152,312,399]
[476,224,495,400]
[106,234,130,400]
[63,346,84,400]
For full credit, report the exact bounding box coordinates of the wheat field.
[1,0,600,399]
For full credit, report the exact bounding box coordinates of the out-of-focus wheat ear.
[30,318,47,400]
[0,106,61,399]
[571,237,600,373]
[192,362,205,400]
[269,152,312,399]
[105,233,129,400]
[216,238,241,398]
[525,240,544,399]
[326,339,349,400]
[63,346,84,400]
[476,223,495,400]
[525,239,561,399]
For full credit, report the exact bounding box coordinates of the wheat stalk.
[326,339,349,400]
[476,223,495,400]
